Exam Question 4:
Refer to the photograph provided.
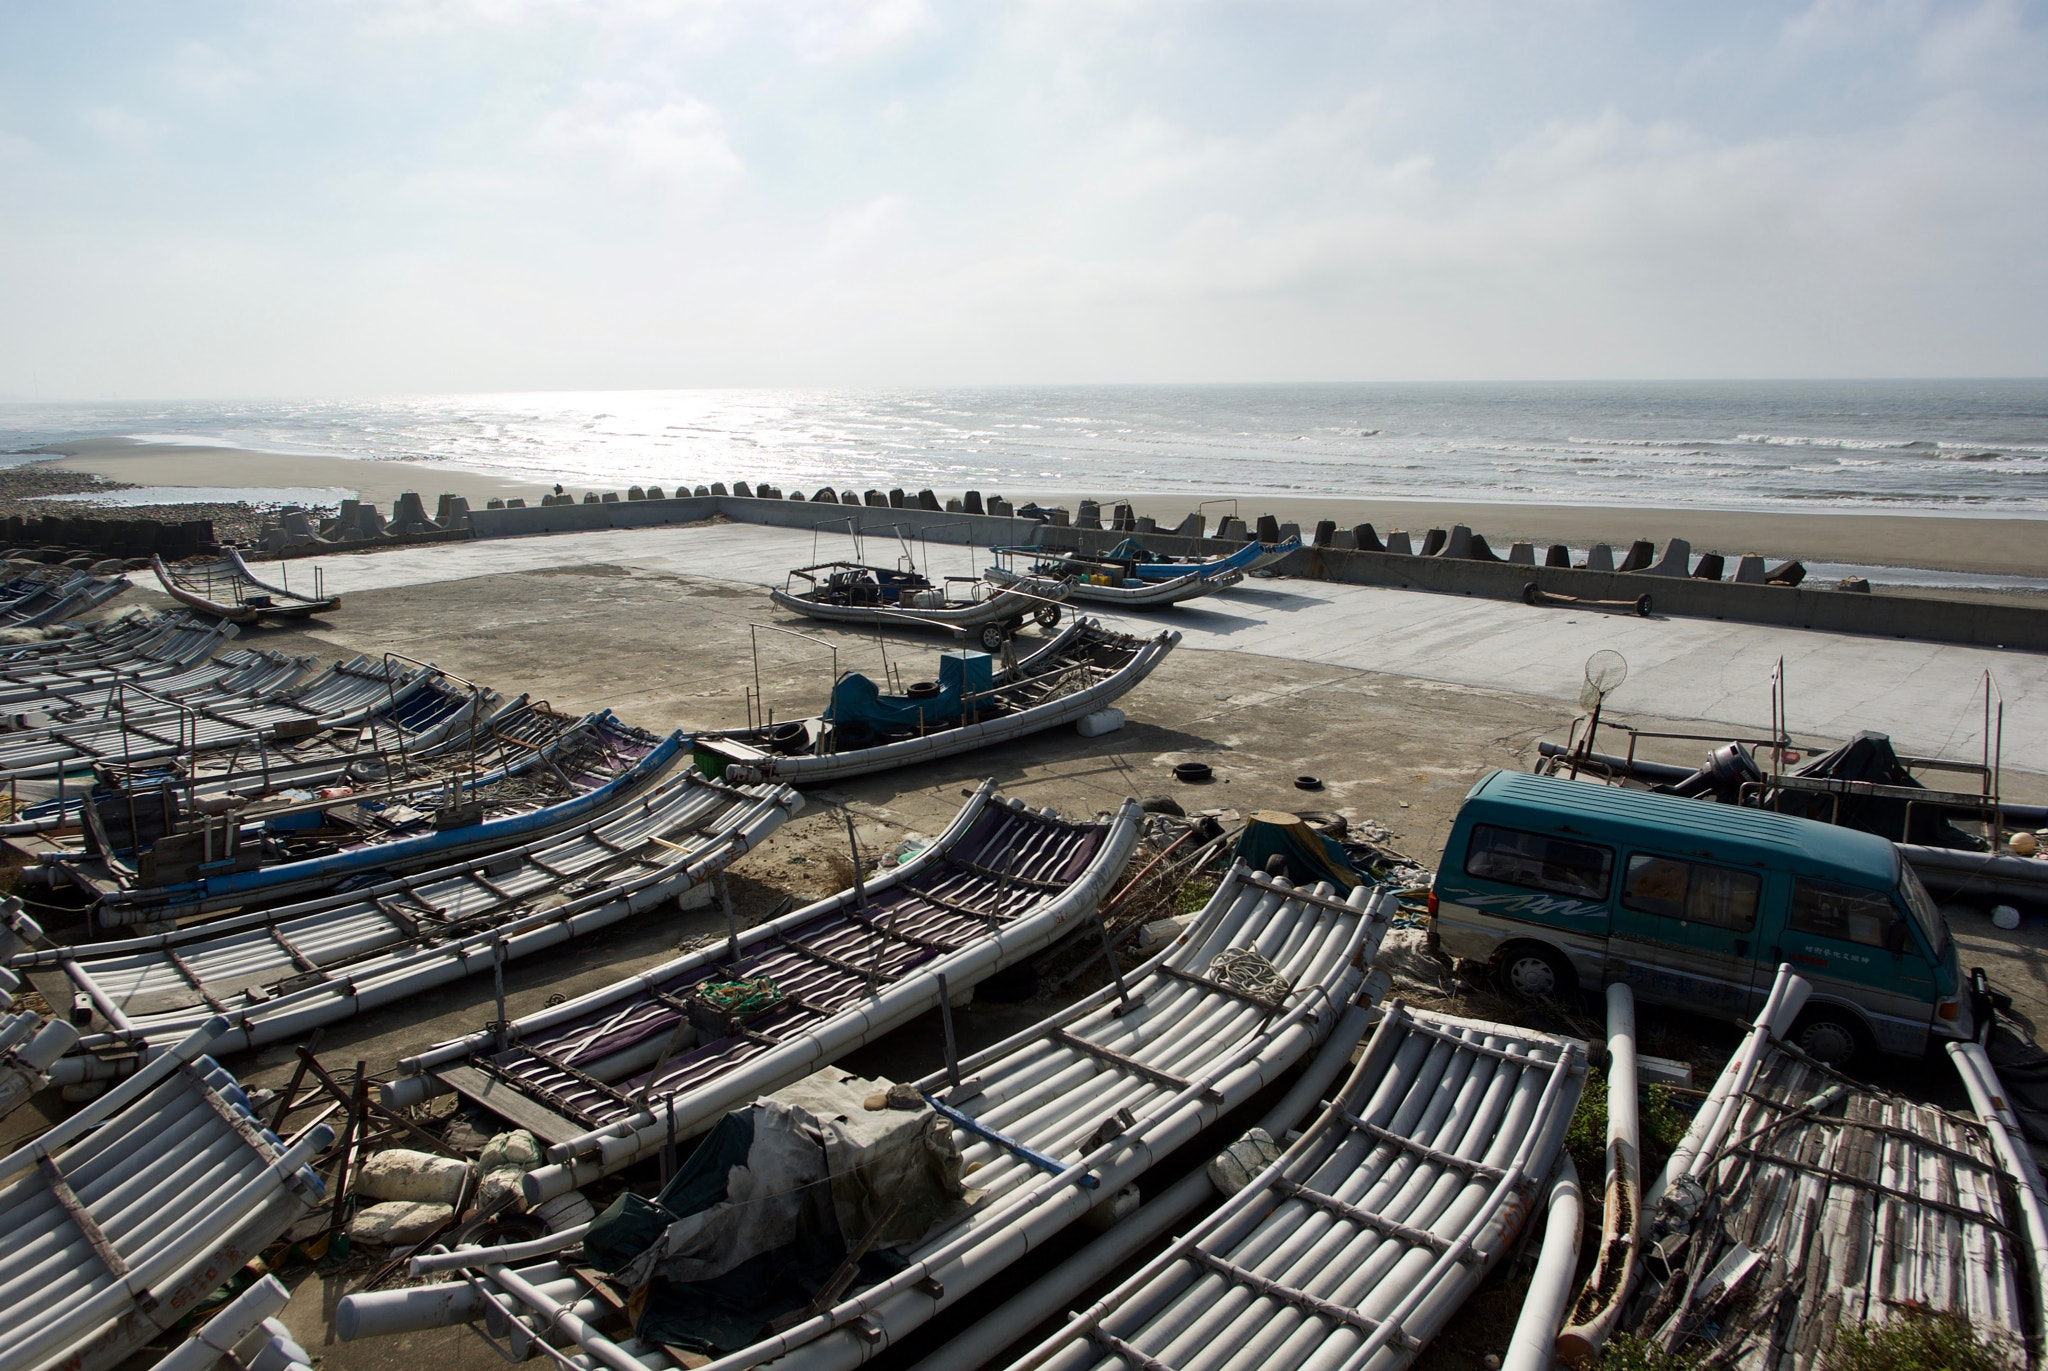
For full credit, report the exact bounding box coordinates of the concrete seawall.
[464,495,2048,652]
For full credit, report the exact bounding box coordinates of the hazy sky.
[3,1,2045,396]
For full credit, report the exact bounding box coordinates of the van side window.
[1790,880,1899,949]
[1464,825,1613,899]
[1622,854,1760,931]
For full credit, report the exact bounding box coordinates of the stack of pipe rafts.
[19,769,803,1088]
[1606,965,2047,1371]
[986,544,1242,609]
[771,560,1071,651]
[0,565,131,630]
[0,663,536,843]
[1015,1002,1584,1371]
[0,1017,333,1371]
[0,902,79,1121]
[81,712,683,925]
[694,620,1178,785]
[337,861,1397,1368]
[151,550,339,624]
[0,652,469,782]
[377,783,1142,1162]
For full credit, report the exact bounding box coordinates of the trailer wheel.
[1497,941,1576,1001]
[979,623,1008,653]
[1035,603,1062,629]
[1789,1007,1867,1070]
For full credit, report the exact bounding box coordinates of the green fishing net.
[695,975,783,1017]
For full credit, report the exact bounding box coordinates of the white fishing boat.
[695,620,1178,786]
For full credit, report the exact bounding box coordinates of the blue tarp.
[825,653,993,733]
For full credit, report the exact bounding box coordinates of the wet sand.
[23,440,2048,577]
[34,437,556,509]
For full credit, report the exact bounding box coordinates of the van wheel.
[1790,1008,1867,1071]
[1498,942,1575,1001]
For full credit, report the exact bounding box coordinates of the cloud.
[81,105,161,148]
[533,86,744,186]
[787,0,930,63]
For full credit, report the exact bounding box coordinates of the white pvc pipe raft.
[26,772,801,1084]
[336,867,1393,1368]
[0,1017,332,1371]
[1502,1153,1582,1371]
[906,995,1386,1371]
[1948,1040,2048,1319]
[382,785,1142,1205]
[1555,983,1638,1367]
[1012,1000,1587,1371]
[146,1273,292,1371]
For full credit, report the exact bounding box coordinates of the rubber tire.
[1789,1007,1868,1071]
[1497,941,1576,1001]
[979,623,1008,653]
[1035,602,1062,629]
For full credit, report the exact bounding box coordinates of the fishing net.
[1208,947,1289,1002]
[695,976,784,1018]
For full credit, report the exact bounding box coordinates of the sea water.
[3,380,2046,518]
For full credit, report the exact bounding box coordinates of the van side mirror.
[1885,918,1908,955]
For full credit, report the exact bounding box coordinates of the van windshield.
[1896,859,1949,958]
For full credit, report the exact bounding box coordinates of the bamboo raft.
[1632,1042,2033,1371]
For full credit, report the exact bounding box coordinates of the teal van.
[1431,770,1970,1067]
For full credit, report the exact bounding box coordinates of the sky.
[1,0,2045,396]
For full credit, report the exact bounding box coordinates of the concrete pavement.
[281,521,2048,774]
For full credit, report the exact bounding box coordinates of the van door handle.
[1769,945,1781,962]
[1734,939,1749,957]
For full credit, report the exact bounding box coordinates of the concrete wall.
[463,493,2048,652]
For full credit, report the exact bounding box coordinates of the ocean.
[4,380,2047,518]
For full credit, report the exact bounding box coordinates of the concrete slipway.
[282,521,2048,776]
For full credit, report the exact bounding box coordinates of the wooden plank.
[433,1064,588,1147]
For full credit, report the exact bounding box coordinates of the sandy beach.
[22,438,2048,578]
[35,437,558,509]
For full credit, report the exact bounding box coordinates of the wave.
[1734,433,1936,451]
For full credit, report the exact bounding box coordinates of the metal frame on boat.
[336,864,1395,1371]
[23,771,802,1084]
[1015,1002,1585,1371]
[150,552,337,624]
[379,782,1142,1192]
[697,619,1178,785]
[0,1017,333,1371]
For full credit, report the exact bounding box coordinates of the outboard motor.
[1654,742,1761,804]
